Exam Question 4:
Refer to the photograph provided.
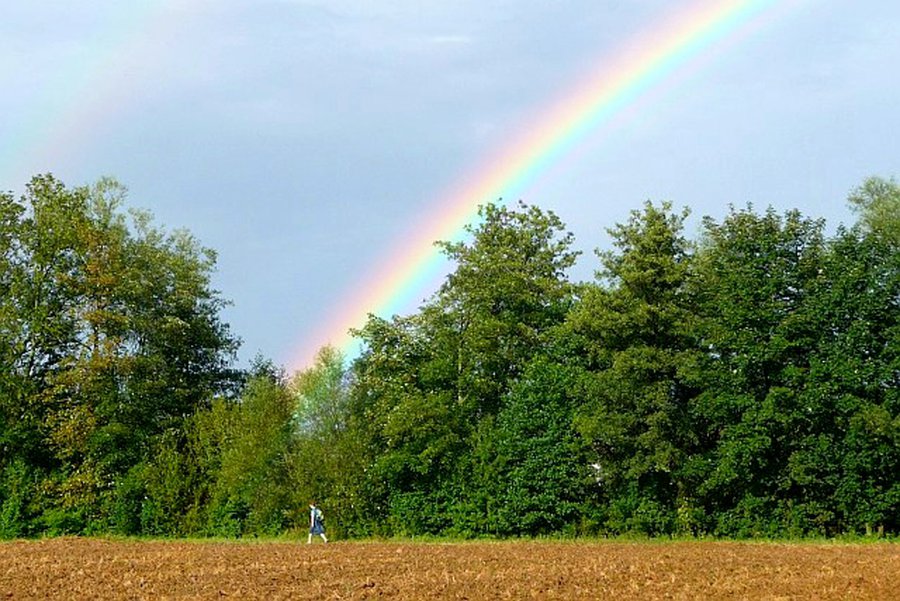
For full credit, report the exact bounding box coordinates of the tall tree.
[690,206,827,535]
[436,201,579,418]
[348,313,464,535]
[794,188,900,534]
[570,201,699,535]
[349,201,579,535]
[0,174,239,535]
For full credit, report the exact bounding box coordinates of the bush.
[0,461,35,539]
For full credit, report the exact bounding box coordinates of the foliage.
[487,358,592,536]
[0,174,238,537]
[848,176,900,245]
[347,201,581,536]
[288,346,363,538]
[689,206,830,535]
[570,201,699,535]
[3,174,899,540]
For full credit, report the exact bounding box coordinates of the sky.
[2,1,899,371]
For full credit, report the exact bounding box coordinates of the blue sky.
[2,1,899,368]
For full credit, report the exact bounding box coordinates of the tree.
[488,358,592,536]
[570,201,699,535]
[0,174,239,535]
[848,176,900,245]
[348,314,462,535]
[795,204,900,534]
[690,206,827,535]
[287,346,365,538]
[347,201,579,535]
[436,201,579,417]
[207,370,294,535]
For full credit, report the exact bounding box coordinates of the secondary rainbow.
[291,0,797,370]
[0,2,189,188]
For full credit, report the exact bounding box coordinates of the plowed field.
[1,538,897,600]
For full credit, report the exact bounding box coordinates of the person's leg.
[320,533,328,543]
[307,532,313,544]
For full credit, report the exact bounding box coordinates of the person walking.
[307,501,328,544]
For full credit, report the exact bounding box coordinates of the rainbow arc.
[290,0,793,370]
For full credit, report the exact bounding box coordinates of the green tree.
[848,176,900,245]
[288,346,364,538]
[436,201,579,417]
[690,206,827,536]
[0,174,239,535]
[348,201,579,535]
[795,206,900,534]
[348,314,461,535]
[570,201,699,535]
[488,358,592,536]
[204,368,294,536]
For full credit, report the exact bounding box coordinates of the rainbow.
[290,0,801,370]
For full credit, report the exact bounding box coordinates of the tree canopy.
[2,173,898,539]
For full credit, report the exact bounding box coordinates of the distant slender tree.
[209,370,294,535]
[287,346,365,537]
[848,176,900,245]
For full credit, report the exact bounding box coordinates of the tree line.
[1,174,897,539]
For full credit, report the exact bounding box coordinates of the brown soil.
[1,538,897,600]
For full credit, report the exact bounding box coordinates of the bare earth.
[1,538,898,600]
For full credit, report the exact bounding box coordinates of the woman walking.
[307,502,328,544]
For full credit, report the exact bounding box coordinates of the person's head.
[309,501,316,508]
